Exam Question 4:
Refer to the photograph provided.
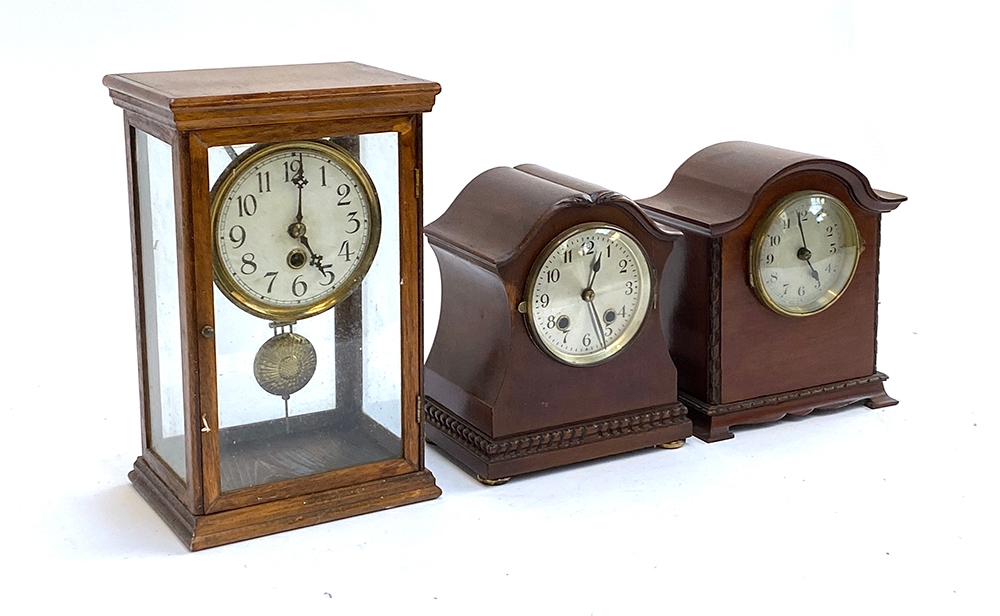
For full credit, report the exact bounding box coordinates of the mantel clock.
[424,165,692,484]
[105,62,441,549]
[639,141,904,442]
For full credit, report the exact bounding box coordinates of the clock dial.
[525,223,653,366]
[749,191,861,316]
[211,140,381,321]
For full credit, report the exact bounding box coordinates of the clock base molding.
[424,396,693,483]
[129,456,441,551]
[682,372,897,443]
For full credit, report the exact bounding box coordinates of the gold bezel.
[523,222,654,367]
[748,191,860,317]
[210,139,382,321]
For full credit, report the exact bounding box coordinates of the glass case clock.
[423,165,692,485]
[639,141,904,442]
[105,62,441,550]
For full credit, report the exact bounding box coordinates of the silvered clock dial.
[524,223,653,366]
[749,191,861,316]
[211,139,381,322]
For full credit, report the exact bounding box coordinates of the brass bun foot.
[476,475,511,486]
[656,439,686,450]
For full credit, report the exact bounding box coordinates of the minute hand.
[796,214,821,285]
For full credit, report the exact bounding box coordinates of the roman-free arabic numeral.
[346,211,360,234]
[238,195,257,217]
[240,253,257,275]
[257,171,270,193]
[292,275,308,297]
[547,269,560,284]
[337,183,351,206]
[228,225,246,248]
[263,271,278,293]
[284,159,303,182]
[339,240,354,262]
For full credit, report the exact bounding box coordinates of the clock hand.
[587,300,607,349]
[582,252,606,349]
[796,213,821,286]
[586,251,602,291]
[296,234,334,280]
[292,155,308,222]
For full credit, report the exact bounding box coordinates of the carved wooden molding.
[425,397,688,463]
[707,237,723,404]
[554,190,639,209]
[682,372,889,416]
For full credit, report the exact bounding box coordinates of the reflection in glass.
[135,129,186,481]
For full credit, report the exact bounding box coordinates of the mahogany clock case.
[105,62,441,549]
[424,165,692,483]
[638,141,905,442]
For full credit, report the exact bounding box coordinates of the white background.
[0,1,995,613]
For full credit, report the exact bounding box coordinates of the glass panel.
[134,129,186,481]
[208,134,402,493]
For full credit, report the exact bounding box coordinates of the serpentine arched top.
[639,141,906,237]
[425,166,679,269]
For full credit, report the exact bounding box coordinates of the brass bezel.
[210,140,382,321]
[523,222,654,367]
[748,191,861,317]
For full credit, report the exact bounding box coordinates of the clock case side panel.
[424,244,512,434]
[122,111,204,516]
[188,115,438,516]
[658,230,717,404]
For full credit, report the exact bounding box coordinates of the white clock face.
[749,191,861,316]
[211,140,380,321]
[525,223,653,366]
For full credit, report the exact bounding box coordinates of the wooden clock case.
[638,141,904,442]
[105,62,441,549]
[424,165,692,483]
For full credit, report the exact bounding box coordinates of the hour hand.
[587,252,602,290]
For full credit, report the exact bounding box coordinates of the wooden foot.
[864,391,899,409]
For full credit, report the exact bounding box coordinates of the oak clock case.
[639,141,904,443]
[105,62,440,550]
[424,165,692,485]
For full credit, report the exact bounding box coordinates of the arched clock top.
[515,164,683,244]
[425,166,678,270]
[639,141,906,237]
